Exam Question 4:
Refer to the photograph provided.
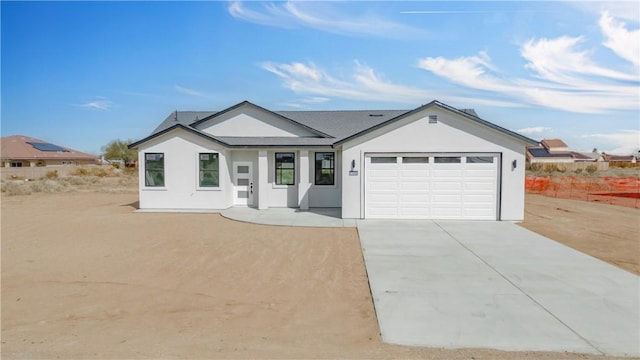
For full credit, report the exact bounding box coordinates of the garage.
[365,153,500,220]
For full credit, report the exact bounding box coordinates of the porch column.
[258,150,268,210]
[298,150,311,211]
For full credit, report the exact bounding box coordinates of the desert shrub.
[70,167,90,176]
[45,170,59,179]
[573,168,583,175]
[62,176,100,186]
[610,162,640,169]
[30,179,66,193]
[69,166,113,177]
[585,165,598,174]
[1,181,33,195]
[543,163,566,173]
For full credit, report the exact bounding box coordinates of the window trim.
[144,152,165,188]
[274,152,295,186]
[314,152,335,186]
[197,152,221,190]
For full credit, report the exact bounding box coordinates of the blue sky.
[2,1,638,155]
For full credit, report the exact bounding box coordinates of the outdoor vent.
[369,114,383,117]
[428,115,438,124]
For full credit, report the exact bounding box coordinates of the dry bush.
[1,181,33,196]
[45,170,59,179]
[61,176,100,186]
[69,166,113,177]
[29,180,67,193]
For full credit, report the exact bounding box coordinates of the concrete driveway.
[357,220,639,357]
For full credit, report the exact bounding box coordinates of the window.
[434,156,461,163]
[275,152,295,185]
[371,157,397,164]
[10,162,23,168]
[315,152,335,185]
[145,153,164,187]
[199,153,219,187]
[403,157,429,164]
[466,156,494,164]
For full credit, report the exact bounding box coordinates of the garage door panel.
[464,169,495,177]
[400,182,430,190]
[370,169,398,177]
[366,154,499,220]
[399,193,429,203]
[464,194,495,203]
[432,194,462,202]
[368,193,399,203]
[464,208,495,218]
[433,169,463,177]
[432,182,462,191]
[464,182,495,191]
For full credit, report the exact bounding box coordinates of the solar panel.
[27,142,69,152]
[528,148,571,158]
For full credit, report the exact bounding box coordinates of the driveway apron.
[357,220,639,357]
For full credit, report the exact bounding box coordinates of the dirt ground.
[520,194,640,275]
[1,191,638,359]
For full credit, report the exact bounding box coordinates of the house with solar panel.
[129,100,539,221]
[0,135,98,178]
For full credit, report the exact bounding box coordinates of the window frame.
[197,152,220,189]
[274,152,295,186]
[144,152,165,188]
[314,152,335,186]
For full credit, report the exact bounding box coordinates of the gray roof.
[131,100,538,149]
[152,111,215,134]
[276,110,408,140]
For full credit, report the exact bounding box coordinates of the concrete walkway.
[357,220,640,357]
[221,207,356,227]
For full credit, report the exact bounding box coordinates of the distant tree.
[102,139,137,166]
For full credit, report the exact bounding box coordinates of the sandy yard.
[1,190,638,359]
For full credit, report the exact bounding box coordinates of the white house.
[129,100,537,221]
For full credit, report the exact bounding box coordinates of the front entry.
[233,162,253,206]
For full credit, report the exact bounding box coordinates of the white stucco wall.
[340,107,528,221]
[198,105,317,137]
[137,129,232,210]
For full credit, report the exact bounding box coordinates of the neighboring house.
[1,135,98,168]
[129,100,537,220]
[602,153,637,163]
[526,139,574,164]
[571,150,603,162]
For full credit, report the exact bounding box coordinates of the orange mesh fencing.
[525,176,640,209]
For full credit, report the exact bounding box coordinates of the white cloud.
[417,12,639,114]
[228,1,427,39]
[262,60,517,108]
[583,130,640,154]
[77,97,113,111]
[175,85,205,97]
[599,11,640,67]
[516,126,552,135]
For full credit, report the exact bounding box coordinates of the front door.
[233,162,253,206]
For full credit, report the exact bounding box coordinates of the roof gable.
[335,101,538,146]
[192,101,330,138]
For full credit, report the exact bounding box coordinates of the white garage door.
[365,154,499,220]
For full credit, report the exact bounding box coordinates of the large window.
[145,153,164,187]
[315,152,335,185]
[199,153,219,187]
[275,152,295,185]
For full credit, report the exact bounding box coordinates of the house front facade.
[129,100,537,221]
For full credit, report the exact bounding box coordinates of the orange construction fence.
[525,176,640,209]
